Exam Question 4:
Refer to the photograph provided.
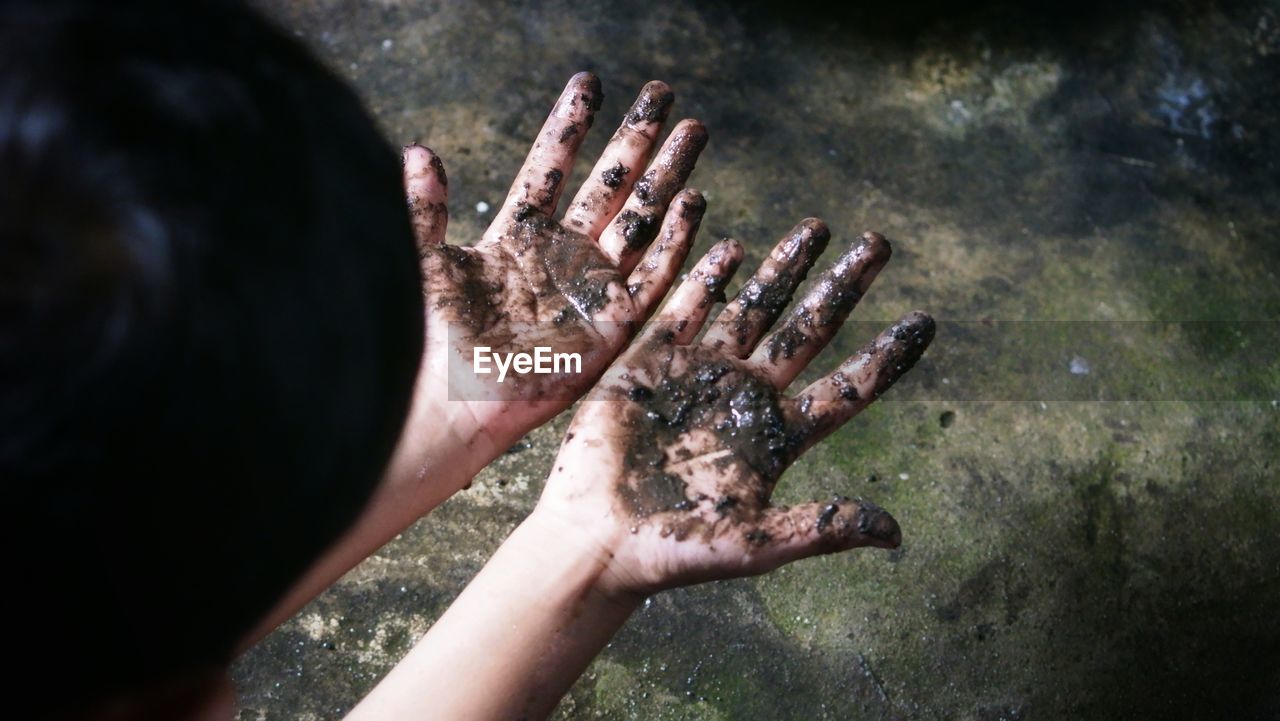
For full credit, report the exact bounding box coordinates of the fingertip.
[717,237,745,267]
[902,310,936,345]
[676,116,707,132]
[402,142,431,165]
[642,79,673,96]
[860,230,892,263]
[628,81,675,125]
[675,188,706,220]
[856,500,902,549]
[569,70,601,93]
[811,497,901,551]
[777,218,831,262]
[672,118,709,146]
[403,145,447,189]
[798,217,831,241]
[906,308,935,326]
[863,311,935,396]
[676,187,705,205]
[558,71,604,118]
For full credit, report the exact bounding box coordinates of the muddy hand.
[537,224,934,596]
[400,73,708,463]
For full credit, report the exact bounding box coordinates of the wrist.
[381,394,496,507]
[522,503,648,609]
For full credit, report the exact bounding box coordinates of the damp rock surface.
[235,1,1280,719]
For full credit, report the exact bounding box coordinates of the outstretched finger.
[496,72,603,222]
[403,144,448,251]
[701,218,830,358]
[598,119,708,271]
[732,497,901,575]
[642,237,744,345]
[563,81,675,239]
[748,232,892,389]
[793,311,935,446]
[626,189,705,318]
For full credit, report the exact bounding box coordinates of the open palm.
[537,222,934,596]
[400,73,709,465]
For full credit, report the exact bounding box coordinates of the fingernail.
[856,500,902,547]
[678,189,707,222]
[859,231,892,261]
[802,218,832,245]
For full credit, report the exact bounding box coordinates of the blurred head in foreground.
[0,0,423,717]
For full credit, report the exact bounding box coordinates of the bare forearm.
[346,509,638,721]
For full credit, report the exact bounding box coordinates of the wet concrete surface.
[234,1,1280,718]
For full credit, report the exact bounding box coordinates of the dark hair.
[0,0,423,715]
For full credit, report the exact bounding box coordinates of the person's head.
[0,0,423,717]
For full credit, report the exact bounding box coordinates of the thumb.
[402,143,449,250]
[739,496,902,574]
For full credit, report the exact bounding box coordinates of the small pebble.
[381,38,393,51]
[1069,356,1091,375]
[899,472,910,480]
